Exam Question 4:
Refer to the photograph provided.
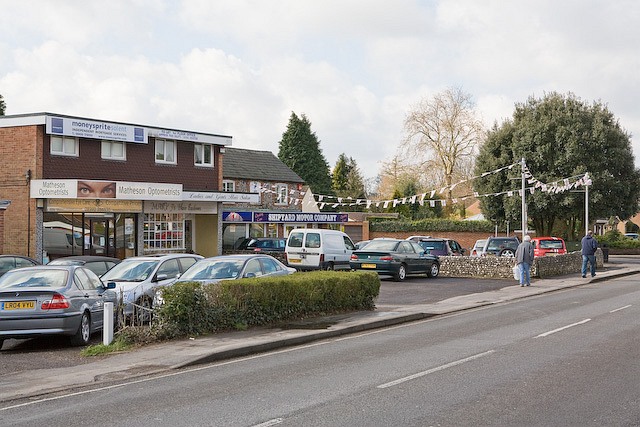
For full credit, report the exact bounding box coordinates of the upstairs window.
[155,139,176,164]
[194,143,213,167]
[276,184,288,205]
[101,140,126,160]
[223,180,235,192]
[50,136,78,157]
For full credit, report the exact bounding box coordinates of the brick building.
[0,112,259,261]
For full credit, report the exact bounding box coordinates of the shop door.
[88,217,115,257]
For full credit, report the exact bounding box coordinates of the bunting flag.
[248,162,591,209]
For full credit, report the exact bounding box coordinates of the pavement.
[2,258,639,404]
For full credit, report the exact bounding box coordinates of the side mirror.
[105,282,116,289]
[244,272,256,278]
[155,273,168,282]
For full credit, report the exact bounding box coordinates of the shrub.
[371,218,494,233]
[148,271,380,341]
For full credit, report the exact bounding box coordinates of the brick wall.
[0,125,40,257]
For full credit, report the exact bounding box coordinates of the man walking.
[581,230,598,278]
[515,235,534,286]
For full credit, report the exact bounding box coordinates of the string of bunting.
[254,161,592,208]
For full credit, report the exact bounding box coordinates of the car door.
[73,268,105,330]
[398,241,422,274]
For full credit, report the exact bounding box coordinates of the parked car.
[470,239,487,257]
[0,265,117,349]
[480,236,520,257]
[47,255,121,276]
[349,238,440,281]
[624,233,639,240]
[531,237,567,257]
[285,229,356,271]
[245,237,286,252]
[407,237,465,256]
[100,253,203,322]
[0,254,40,277]
[175,254,296,285]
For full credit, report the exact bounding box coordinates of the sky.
[1,0,639,184]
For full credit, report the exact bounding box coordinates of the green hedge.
[370,218,494,233]
[151,271,381,339]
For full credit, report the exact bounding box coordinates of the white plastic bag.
[512,265,519,281]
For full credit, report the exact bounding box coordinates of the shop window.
[223,180,235,192]
[276,184,288,205]
[144,213,185,251]
[155,139,176,164]
[50,135,79,157]
[101,140,126,160]
[194,143,213,167]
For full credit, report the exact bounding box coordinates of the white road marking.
[535,319,591,338]
[610,305,632,313]
[252,418,284,427]
[377,350,495,389]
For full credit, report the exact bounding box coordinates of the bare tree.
[401,87,485,205]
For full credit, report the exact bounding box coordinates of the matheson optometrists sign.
[31,180,182,201]
[46,116,147,144]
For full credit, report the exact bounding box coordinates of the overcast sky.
[1,1,639,183]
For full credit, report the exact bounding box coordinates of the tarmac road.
[1,257,638,403]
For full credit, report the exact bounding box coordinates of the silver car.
[100,253,203,322]
[0,265,117,349]
[175,254,296,285]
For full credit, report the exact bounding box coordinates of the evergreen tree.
[278,112,333,196]
[475,92,640,239]
[0,94,6,116]
[332,153,367,211]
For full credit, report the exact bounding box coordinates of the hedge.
[370,218,495,233]
[148,271,381,339]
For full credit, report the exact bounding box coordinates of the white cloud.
[1,0,640,178]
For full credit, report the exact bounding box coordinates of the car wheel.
[324,262,335,271]
[427,262,440,278]
[70,311,91,346]
[500,249,515,257]
[394,264,407,282]
[135,297,153,325]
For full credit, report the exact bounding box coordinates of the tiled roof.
[223,147,305,183]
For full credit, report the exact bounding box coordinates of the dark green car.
[349,239,440,281]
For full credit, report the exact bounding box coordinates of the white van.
[285,229,356,270]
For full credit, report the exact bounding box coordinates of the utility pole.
[585,172,590,236]
[521,158,527,238]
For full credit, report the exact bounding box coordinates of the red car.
[531,237,567,257]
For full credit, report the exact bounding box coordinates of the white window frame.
[276,183,288,205]
[223,180,235,192]
[194,143,214,167]
[101,140,126,161]
[143,213,185,251]
[50,135,79,157]
[155,139,176,164]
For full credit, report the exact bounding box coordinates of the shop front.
[222,210,350,250]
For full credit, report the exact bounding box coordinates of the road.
[1,274,638,426]
[0,275,514,374]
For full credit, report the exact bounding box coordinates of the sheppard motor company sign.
[252,212,348,223]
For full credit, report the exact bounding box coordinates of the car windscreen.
[180,259,245,280]
[539,240,564,249]
[361,240,399,251]
[0,269,68,289]
[419,241,446,251]
[101,260,158,282]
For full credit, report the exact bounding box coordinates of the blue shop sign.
[222,211,253,222]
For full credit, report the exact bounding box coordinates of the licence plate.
[362,263,377,269]
[2,301,36,310]
[289,259,302,263]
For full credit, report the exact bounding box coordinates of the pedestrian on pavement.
[515,234,534,286]
[581,230,598,278]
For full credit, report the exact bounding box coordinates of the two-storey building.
[0,112,258,261]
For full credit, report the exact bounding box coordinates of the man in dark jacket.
[581,230,598,278]
[515,235,534,286]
